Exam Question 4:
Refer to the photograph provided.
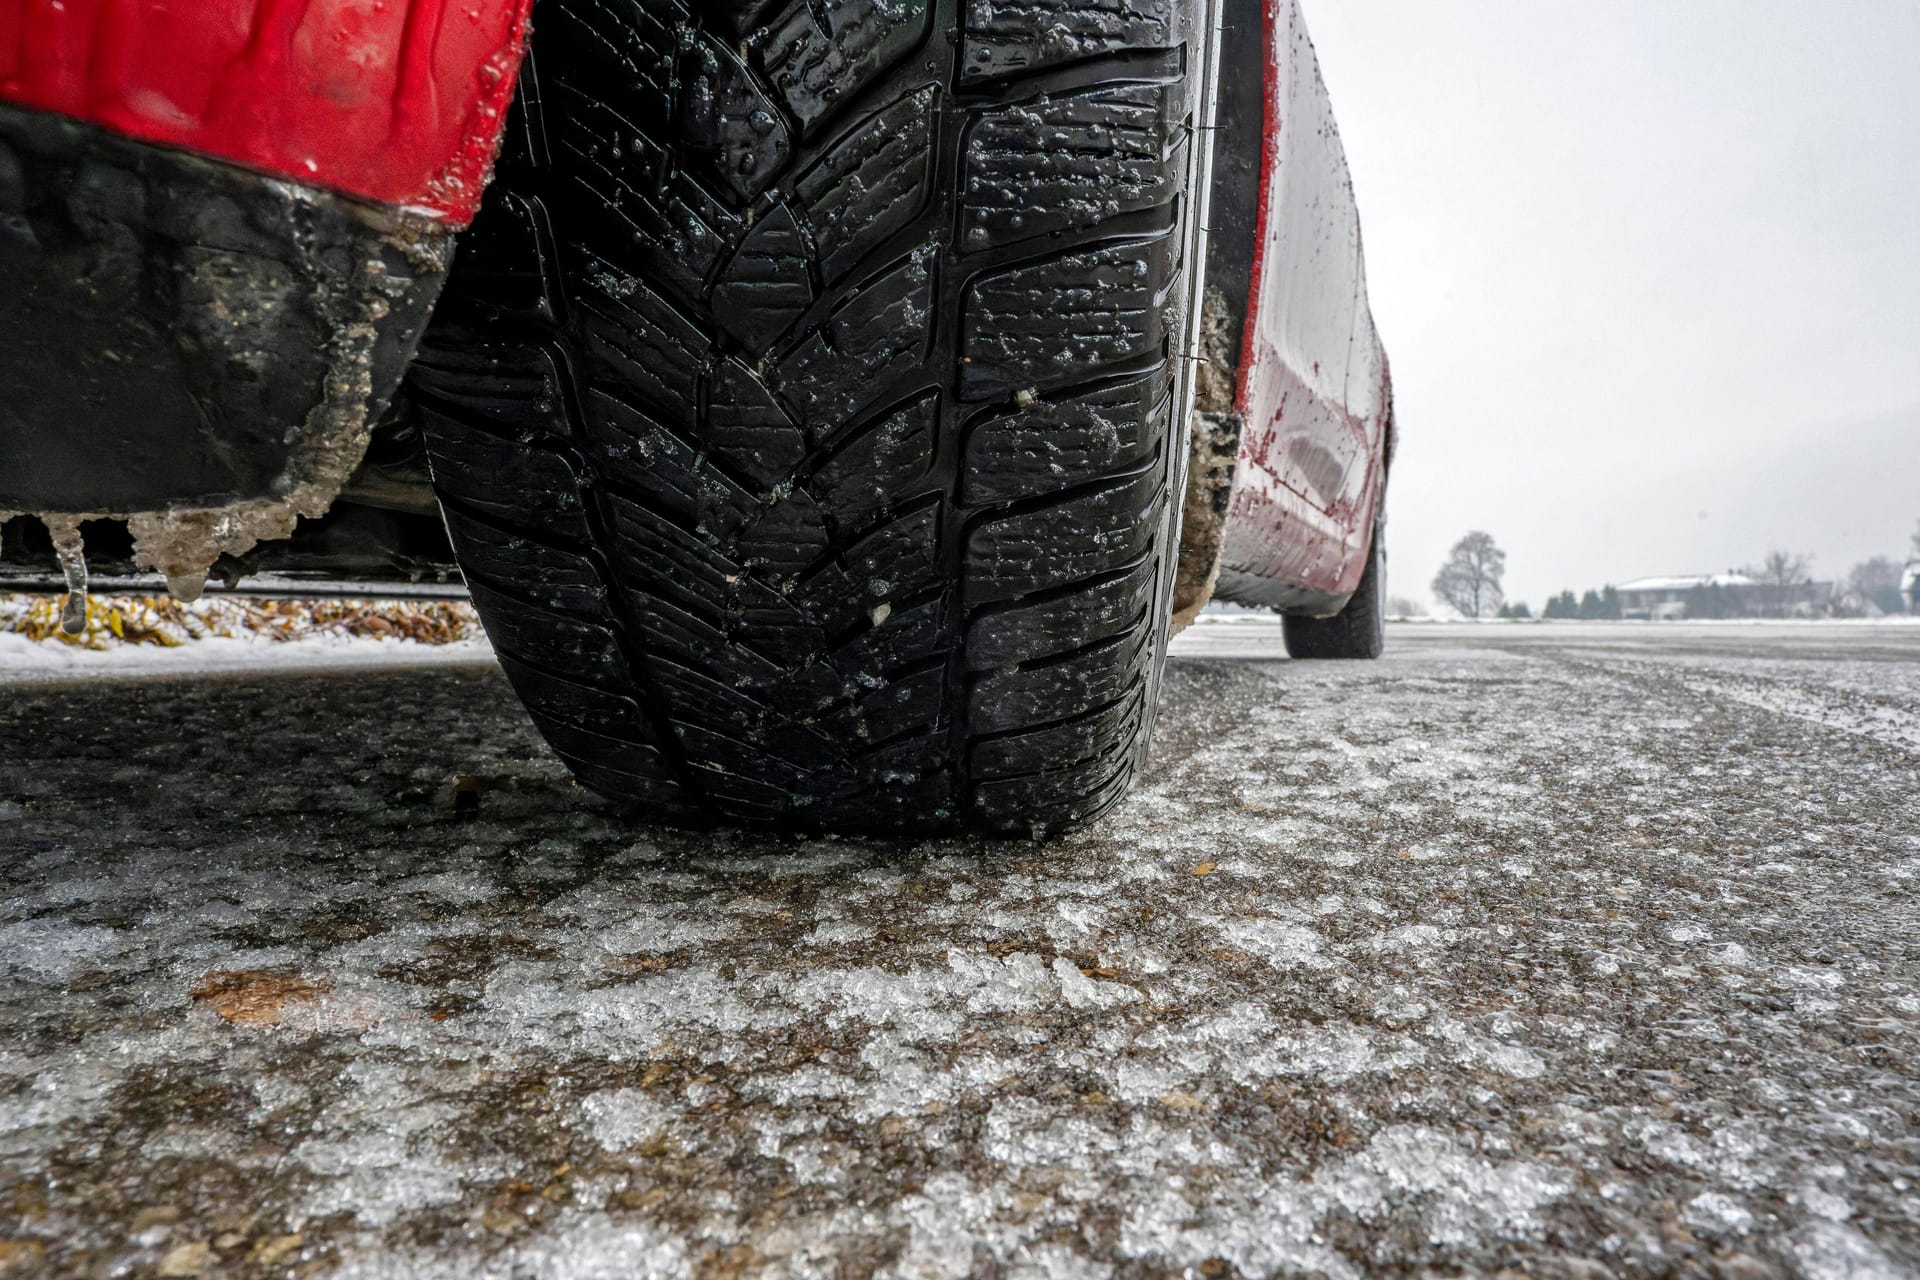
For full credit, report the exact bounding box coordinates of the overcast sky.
[1302,0,1920,609]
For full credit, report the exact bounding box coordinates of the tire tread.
[414,0,1201,833]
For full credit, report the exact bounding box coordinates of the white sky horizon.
[1302,0,1920,609]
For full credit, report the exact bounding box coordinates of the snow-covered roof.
[1616,573,1757,593]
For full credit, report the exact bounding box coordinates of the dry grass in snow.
[0,593,482,649]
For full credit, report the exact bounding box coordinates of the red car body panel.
[1218,0,1392,608]
[0,0,531,224]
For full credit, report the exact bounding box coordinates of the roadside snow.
[0,630,494,685]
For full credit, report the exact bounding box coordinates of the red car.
[0,0,1392,834]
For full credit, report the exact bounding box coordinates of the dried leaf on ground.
[0,593,481,649]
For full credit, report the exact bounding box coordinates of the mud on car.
[0,0,1393,835]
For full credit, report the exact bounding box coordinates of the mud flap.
[0,105,452,587]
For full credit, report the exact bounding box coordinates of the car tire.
[408,0,1212,834]
[1282,521,1386,660]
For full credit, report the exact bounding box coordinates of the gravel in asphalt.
[1,621,1917,1278]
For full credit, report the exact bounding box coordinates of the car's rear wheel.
[1282,521,1386,660]
[409,0,1212,834]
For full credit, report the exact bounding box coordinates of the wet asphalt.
[1,620,1917,1279]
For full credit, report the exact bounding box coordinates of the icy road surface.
[2,621,1917,1278]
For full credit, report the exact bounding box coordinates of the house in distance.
[1614,573,1830,620]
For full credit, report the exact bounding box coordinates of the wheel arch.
[1173,0,1396,626]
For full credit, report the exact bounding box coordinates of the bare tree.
[1748,550,1812,618]
[1386,595,1426,619]
[1849,556,1903,614]
[1431,531,1507,618]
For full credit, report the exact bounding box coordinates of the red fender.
[0,0,532,225]
[1217,0,1393,610]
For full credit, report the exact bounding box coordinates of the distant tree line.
[1427,520,1919,620]
[1848,557,1906,615]
[1540,587,1622,620]
[1533,533,1918,621]
[1839,520,1920,616]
